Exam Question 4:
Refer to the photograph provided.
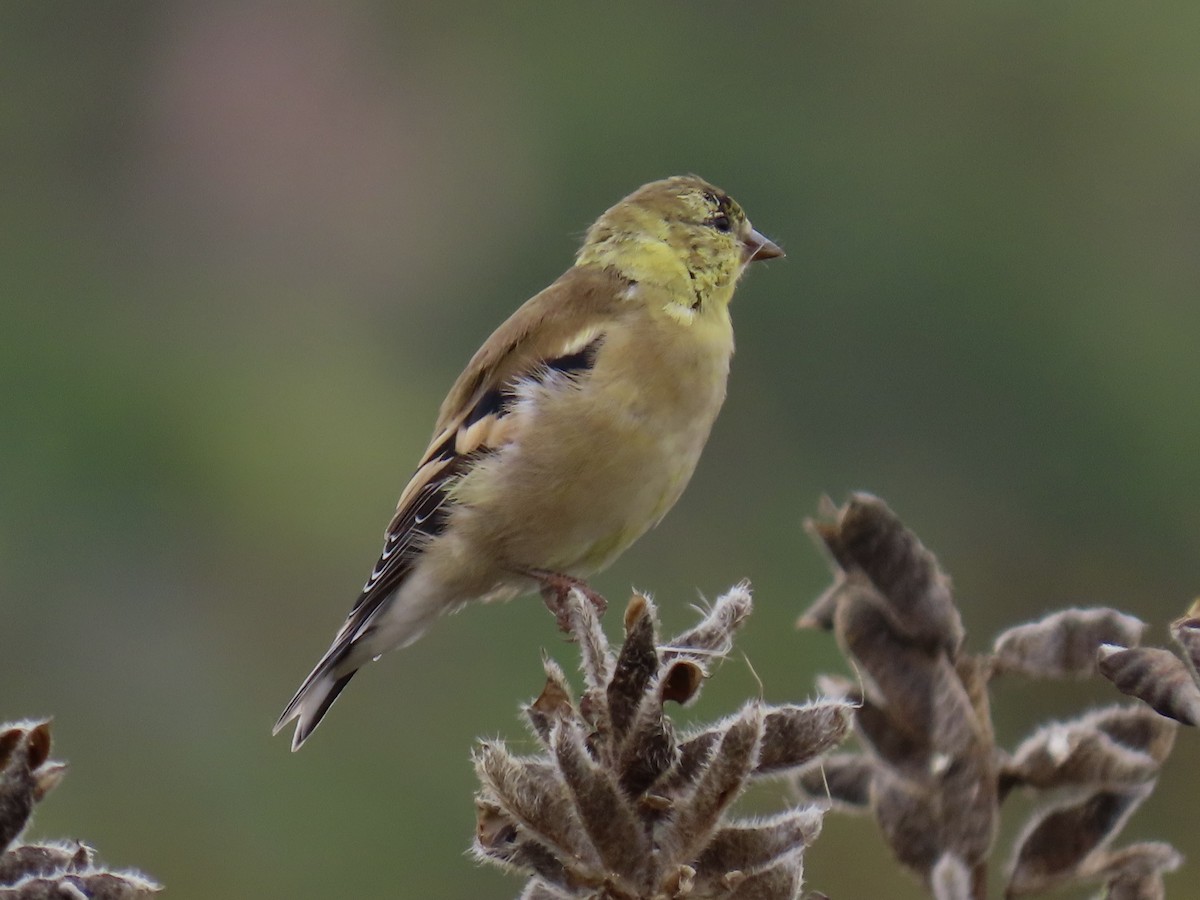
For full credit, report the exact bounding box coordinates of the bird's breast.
[448,308,734,578]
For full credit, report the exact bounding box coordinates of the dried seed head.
[812,494,964,653]
[795,579,841,632]
[474,742,598,873]
[657,729,722,798]
[614,677,678,798]
[657,863,696,897]
[1169,603,1200,683]
[519,880,574,900]
[665,582,753,658]
[608,595,660,741]
[832,582,942,724]
[474,584,846,898]
[849,696,921,777]
[938,742,999,867]
[525,658,576,747]
[1005,782,1155,896]
[8,870,161,898]
[475,796,517,851]
[953,654,994,746]
[693,809,824,887]
[1098,645,1200,726]
[0,721,159,896]
[565,589,612,694]
[1084,840,1182,883]
[871,746,998,883]
[1104,871,1166,900]
[717,853,803,900]
[929,853,973,900]
[473,798,573,887]
[1,721,61,854]
[755,703,854,777]
[870,768,942,874]
[1001,706,1175,794]
[1088,841,1182,900]
[0,841,92,885]
[991,608,1146,680]
[660,659,705,706]
[834,584,988,772]
[799,495,1180,900]
[1090,705,1177,764]
[792,754,874,810]
[657,705,765,870]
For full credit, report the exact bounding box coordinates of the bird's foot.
[522,568,607,634]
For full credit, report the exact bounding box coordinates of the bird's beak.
[742,227,784,263]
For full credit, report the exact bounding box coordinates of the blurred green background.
[3,3,1199,898]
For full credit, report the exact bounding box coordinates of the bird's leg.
[520,568,608,634]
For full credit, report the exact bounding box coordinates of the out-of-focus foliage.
[2,3,1198,898]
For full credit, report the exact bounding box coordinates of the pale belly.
[442,347,728,588]
[455,386,715,576]
[411,298,735,608]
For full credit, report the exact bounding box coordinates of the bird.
[274,175,783,750]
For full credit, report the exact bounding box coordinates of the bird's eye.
[711,214,732,233]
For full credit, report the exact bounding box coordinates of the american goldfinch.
[275,175,782,749]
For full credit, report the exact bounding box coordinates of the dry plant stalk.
[0,720,160,898]
[472,584,852,899]
[794,494,1181,900]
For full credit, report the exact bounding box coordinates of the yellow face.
[576,175,781,314]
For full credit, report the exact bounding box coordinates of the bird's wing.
[341,264,630,638]
[274,266,631,746]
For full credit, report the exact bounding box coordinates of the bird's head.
[576,175,783,316]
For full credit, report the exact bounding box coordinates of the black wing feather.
[339,333,605,642]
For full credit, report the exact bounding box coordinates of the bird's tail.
[273,643,359,752]
[274,568,449,750]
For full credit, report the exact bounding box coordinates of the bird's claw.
[525,569,607,635]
